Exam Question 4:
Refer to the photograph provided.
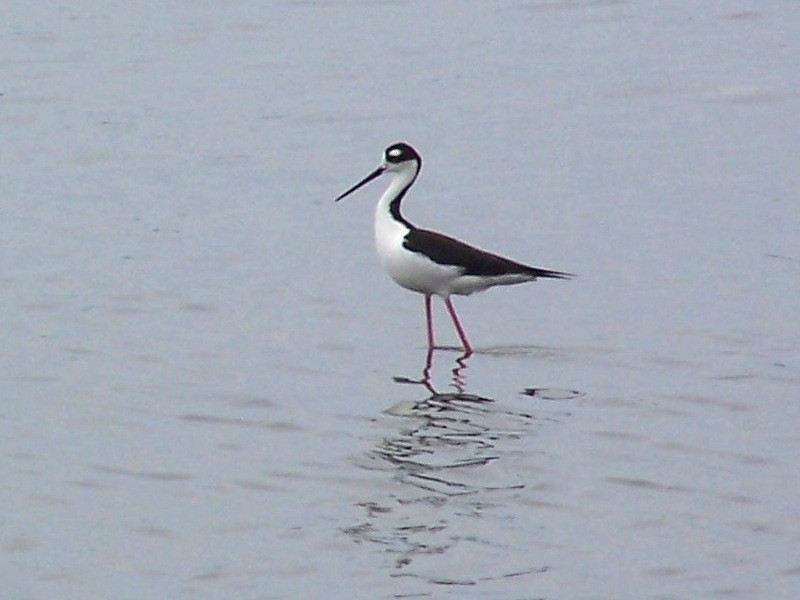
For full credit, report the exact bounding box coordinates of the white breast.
[374,186,462,297]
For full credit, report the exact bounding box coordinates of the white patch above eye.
[388,148,402,157]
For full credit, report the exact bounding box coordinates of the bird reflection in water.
[393,347,471,394]
[377,348,537,497]
[343,348,558,580]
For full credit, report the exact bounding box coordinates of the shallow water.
[2,1,800,599]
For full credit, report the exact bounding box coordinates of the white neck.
[374,167,417,264]
[375,166,417,224]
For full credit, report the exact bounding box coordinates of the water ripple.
[346,350,583,583]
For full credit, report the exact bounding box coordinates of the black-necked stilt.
[335,142,572,355]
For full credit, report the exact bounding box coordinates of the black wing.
[404,227,573,279]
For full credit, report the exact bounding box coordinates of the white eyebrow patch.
[388,148,402,157]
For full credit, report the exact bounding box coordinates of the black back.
[404,228,573,279]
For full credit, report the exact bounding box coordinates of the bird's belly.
[377,241,461,296]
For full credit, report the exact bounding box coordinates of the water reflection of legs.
[451,352,470,393]
[348,348,587,585]
[393,348,472,394]
[349,364,554,581]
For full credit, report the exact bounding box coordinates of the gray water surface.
[2,1,799,599]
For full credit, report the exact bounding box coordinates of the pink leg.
[424,294,435,349]
[443,297,473,356]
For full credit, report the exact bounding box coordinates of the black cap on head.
[384,142,420,165]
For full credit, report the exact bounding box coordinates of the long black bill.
[334,165,385,202]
